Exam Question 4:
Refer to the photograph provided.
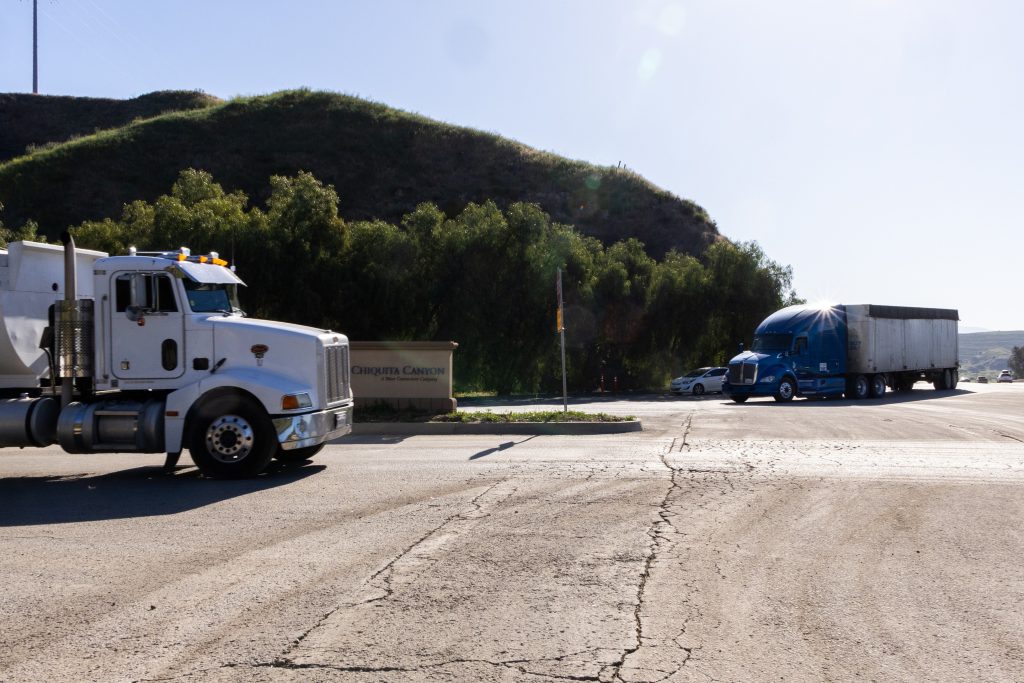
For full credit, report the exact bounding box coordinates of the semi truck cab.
[724,304,959,403]
[724,305,848,403]
[0,239,354,478]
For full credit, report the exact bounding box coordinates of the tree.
[1009,346,1024,378]
[66,169,802,394]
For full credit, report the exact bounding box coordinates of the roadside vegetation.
[1010,346,1024,378]
[0,169,799,393]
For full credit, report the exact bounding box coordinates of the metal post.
[557,268,567,413]
[32,0,38,94]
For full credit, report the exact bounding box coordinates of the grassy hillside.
[0,90,719,258]
[0,90,220,163]
[959,331,1024,378]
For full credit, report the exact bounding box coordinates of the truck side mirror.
[738,343,744,353]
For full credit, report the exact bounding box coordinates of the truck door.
[109,272,185,380]
[792,335,815,381]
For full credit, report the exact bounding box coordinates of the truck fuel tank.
[0,396,59,447]
[57,398,165,453]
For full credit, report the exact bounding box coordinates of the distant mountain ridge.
[959,330,1024,376]
[0,89,720,259]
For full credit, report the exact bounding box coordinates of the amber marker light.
[281,393,312,410]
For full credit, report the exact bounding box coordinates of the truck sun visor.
[175,260,246,285]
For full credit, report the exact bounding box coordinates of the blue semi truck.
[723,304,959,403]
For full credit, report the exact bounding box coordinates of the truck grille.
[729,362,757,385]
[324,344,350,404]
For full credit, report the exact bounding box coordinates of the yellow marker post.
[557,268,567,412]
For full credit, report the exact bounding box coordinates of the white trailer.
[0,237,353,478]
[845,305,959,378]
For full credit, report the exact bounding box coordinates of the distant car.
[997,370,1014,383]
[960,375,971,383]
[670,367,728,396]
[977,376,989,384]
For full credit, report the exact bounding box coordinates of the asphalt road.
[2,382,1023,682]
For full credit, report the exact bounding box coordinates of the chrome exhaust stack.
[55,231,94,408]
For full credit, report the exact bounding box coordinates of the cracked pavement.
[2,383,1024,681]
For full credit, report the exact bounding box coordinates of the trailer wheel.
[730,396,748,404]
[934,368,952,391]
[275,443,325,464]
[950,371,959,390]
[189,395,276,478]
[846,375,870,400]
[774,378,796,402]
[869,374,886,399]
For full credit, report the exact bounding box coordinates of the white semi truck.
[0,235,353,477]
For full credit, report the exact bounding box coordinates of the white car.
[997,370,1014,383]
[670,367,728,396]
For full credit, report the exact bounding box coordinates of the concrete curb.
[350,420,643,436]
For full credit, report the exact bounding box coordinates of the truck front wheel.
[774,378,796,402]
[189,395,276,478]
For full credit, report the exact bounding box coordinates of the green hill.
[0,90,220,162]
[0,89,719,258]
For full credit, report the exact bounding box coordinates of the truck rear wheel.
[869,374,886,399]
[189,395,276,478]
[934,368,952,391]
[275,443,325,464]
[846,375,870,400]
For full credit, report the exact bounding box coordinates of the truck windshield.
[751,333,793,353]
[184,280,243,314]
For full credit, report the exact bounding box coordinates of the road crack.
[269,478,508,667]
[607,412,696,682]
[250,651,608,680]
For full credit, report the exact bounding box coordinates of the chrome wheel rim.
[205,414,255,463]
[779,382,793,400]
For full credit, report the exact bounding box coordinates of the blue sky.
[2,1,1022,330]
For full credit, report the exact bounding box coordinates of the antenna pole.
[32,0,39,94]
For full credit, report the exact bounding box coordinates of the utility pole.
[32,0,39,93]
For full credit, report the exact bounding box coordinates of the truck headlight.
[281,393,312,410]
[760,375,776,384]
